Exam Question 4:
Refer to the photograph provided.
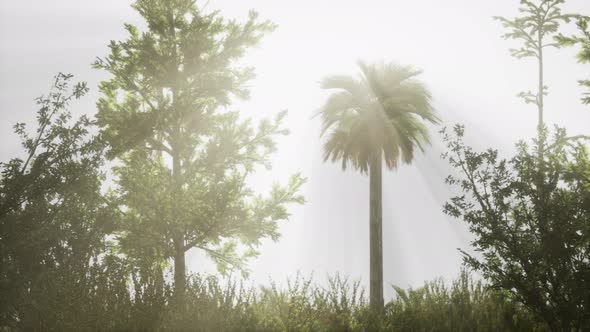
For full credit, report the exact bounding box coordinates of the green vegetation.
[442,125,590,330]
[1,0,590,331]
[557,16,590,104]
[92,0,304,306]
[494,0,575,160]
[0,74,115,331]
[0,262,549,331]
[440,2,590,329]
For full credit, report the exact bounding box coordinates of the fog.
[1,0,589,299]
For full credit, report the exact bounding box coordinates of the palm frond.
[318,61,439,173]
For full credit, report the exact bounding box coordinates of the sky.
[1,0,589,299]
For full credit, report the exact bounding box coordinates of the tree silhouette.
[317,61,438,312]
[0,73,117,329]
[495,0,575,160]
[443,125,590,331]
[440,2,590,329]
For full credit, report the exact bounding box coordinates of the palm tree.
[317,61,438,311]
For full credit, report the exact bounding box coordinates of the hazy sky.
[1,0,589,298]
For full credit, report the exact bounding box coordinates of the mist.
[2,0,589,330]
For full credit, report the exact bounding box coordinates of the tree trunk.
[168,6,186,308]
[173,235,186,307]
[537,32,545,163]
[369,156,384,312]
[171,139,186,306]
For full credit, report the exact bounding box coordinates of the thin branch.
[544,135,590,151]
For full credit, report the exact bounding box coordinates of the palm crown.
[318,61,439,173]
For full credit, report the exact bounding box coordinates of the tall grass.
[2,266,549,331]
[157,270,547,332]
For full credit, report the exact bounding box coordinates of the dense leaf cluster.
[92,0,304,302]
[557,17,590,104]
[0,73,117,330]
[443,125,590,331]
[318,62,438,173]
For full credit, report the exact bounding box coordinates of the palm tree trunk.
[369,156,384,312]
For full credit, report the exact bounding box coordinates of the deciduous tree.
[442,125,590,331]
[0,73,116,330]
[93,0,304,305]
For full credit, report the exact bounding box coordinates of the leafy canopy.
[93,0,304,275]
[494,0,574,60]
[0,73,117,330]
[318,61,438,173]
[442,125,590,330]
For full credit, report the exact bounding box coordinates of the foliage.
[0,73,117,330]
[92,0,305,301]
[4,0,590,330]
[385,270,545,332]
[494,0,574,60]
[494,0,575,153]
[442,125,590,331]
[318,61,438,173]
[3,268,547,331]
[556,16,590,104]
[93,0,277,158]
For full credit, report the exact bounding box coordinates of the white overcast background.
[1,0,589,299]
